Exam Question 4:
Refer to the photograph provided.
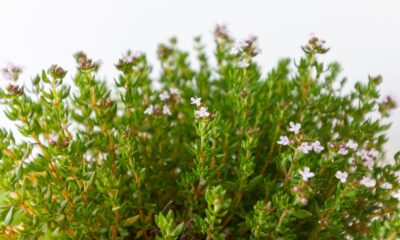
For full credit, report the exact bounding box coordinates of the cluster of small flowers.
[302,33,329,54]
[230,36,261,69]
[278,122,399,199]
[144,87,179,116]
[190,96,210,119]
[1,63,23,81]
[277,122,324,154]
[115,51,143,71]
[213,23,232,43]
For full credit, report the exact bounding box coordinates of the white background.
[0,0,399,160]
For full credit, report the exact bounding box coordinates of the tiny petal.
[299,167,314,182]
[360,176,376,188]
[335,171,348,183]
[338,147,348,155]
[238,59,250,68]
[195,106,210,118]
[159,91,170,101]
[311,141,324,153]
[298,142,312,154]
[277,136,290,146]
[346,139,358,150]
[190,96,202,107]
[169,87,179,95]
[288,122,301,134]
[144,105,154,115]
[162,105,172,115]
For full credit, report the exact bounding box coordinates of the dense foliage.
[0,25,399,239]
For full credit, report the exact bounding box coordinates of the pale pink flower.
[277,136,290,146]
[357,149,372,161]
[159,91,170,101]
[298,142,313,154]
[299,167,314,182]
[335,171,348,183]
[190,96,202,107]
[360,176,376,188]
[338,147,348,155]
[346,139,358,150]
[238,59,250,68]
[293,186,301,193]
[144,105,154,115]
[169,87,179,95]
[162,105,172,115]
[195,107,210,118]
[300,196,308,205]
[311,141,324,153]
[363,158,375,170]
[368,148,380,158]
[288,122,301,134]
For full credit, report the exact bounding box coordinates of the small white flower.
[238,59,250,68]
[392,190,400,200]
[363,158,375,170]
[380,182,392,190]
[360,176,376,188]
[195,106,210,118]
[346,139,358,150]
[338,147,348,155]
[311,141,324,153]
[229,46,241,55]
[162,105,172,115]
[368,148,380,158]
[299,167,315,182]
[335,171,348,183]
[144,105,154,115]
[169,87,179,95]
[277,136,290,146]
[190,96,202,107]
[357,149,372,161]
[298,142,313,154]
[159,91,170,101]
[288,122,301,134]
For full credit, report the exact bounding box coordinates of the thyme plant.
[0,25,399,239]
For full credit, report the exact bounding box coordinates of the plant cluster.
[0,25,399,239]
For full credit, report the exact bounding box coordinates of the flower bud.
[48,65,67,79]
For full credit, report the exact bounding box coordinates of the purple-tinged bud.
[48,65,67,79]
[294,186,301,193]
[49,139,56,145]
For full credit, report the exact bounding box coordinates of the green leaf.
[290,209,312,219]
[3,206,14,225]
[121,215,140,227]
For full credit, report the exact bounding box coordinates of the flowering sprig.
[0,26,398,240]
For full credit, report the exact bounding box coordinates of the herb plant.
[0,25,399,239]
